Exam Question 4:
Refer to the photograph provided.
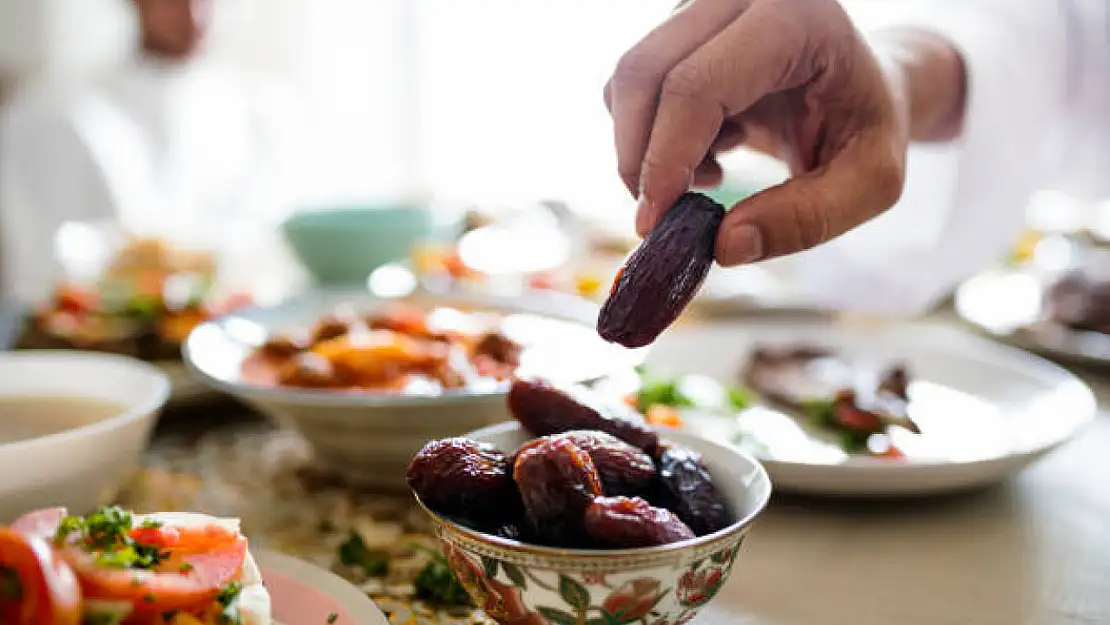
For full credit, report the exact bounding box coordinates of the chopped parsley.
[54,507,169,570]
[327,614,339,624]
[411,545,472,607]
[633,366,753,414]
[0,565,22,600]
[81,612,125,625]
[216,581,244,624]
[337,531,389,577]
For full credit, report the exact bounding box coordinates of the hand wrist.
[870,28,967,143]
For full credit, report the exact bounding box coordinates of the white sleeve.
[784,0,1084,316]
[0,96,117,304]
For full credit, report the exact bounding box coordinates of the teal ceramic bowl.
[282,204,452,285]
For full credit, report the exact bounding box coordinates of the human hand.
[605,0,963,265]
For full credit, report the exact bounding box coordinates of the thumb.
[715,130,905,265]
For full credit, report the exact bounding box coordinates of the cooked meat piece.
[473,331,523,367]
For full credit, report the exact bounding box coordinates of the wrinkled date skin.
[513,437,603,546]
[653,442,733,536]
[407,438,517,522]
[511,431,655,498]
[555,431,655,497]
[585,496,695,548]
[598,192,725,348]
[508,378,659,452]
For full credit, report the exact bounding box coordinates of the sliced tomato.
[0,529,82,625]
[62,523,247,617]
[55,285,98,314]
[10,508,68,540]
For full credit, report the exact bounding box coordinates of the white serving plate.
[185,287,641,489]
[256,550,390,625]
[642,319,1096,496]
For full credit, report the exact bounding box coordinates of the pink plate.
[256,550,391,625]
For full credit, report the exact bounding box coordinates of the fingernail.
[723,224,763,265]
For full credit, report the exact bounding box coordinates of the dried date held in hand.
[514,437,603,546]
[653,443,732,536]
[408,438,517,522]
[597,192,725,348]
[508,378,659,452]
[585,496,695,548]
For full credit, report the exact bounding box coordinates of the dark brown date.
[513,437,603,546]
[511,431,655,498]
[597,192,725,348]
[584,496,695,548]
[556,431,655,497]
[407,438,516,522]
[508,378,659,452]
[653,442,732,536]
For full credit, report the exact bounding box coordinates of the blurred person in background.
[607,0,1107,316]
[0,0,303,303]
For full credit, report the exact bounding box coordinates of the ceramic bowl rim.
[0,350,170,452]
[414,421,772,561]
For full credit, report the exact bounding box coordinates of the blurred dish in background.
[184,286,641,489]
[281,202,462,286]
[956,236,1110,366]
[15,229,252,404]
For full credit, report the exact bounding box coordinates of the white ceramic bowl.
[416,421,772,625]
[0,351,169,522]
[185,288,641,490]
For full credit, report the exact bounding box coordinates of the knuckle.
[612,51,665,92]
[660,61,709,100]
[788,188,831,252]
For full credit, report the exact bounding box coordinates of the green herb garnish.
[634,377,695,413]
[727,385,754,410]
[327,614,339,624]
[411,544,472,607]
[337,532,389,577]
[55,507,168,570]
[216,581,244,624]
[81,611,125,625]
[0,566,22,600]
[801,399,836,427]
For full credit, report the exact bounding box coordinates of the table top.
[7,298,1108,625]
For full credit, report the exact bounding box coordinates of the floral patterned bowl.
[416,421,772,625]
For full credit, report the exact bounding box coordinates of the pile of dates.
[407,378,733,548]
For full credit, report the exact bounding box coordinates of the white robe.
[788,0,1110,315]
[0,53,303,304]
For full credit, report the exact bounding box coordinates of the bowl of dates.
[407,380,771,625]
[185,288,639,490]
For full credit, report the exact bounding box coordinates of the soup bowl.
[414,422,772,625]
[0,351,169,522]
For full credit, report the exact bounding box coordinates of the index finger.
[607,0,752,200]
[638,2,817,231]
